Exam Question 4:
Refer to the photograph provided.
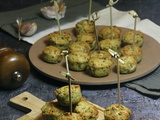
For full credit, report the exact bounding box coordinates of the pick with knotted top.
[108,49,124,105]
[60,71,75,81]
[128,10,139,47]
[128,10,139,18]
[60,50,74,115]
[60,50,75,80]
[92,12,100,22]
[108,49,124,64]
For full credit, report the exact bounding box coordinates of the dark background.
[0,0,160,120]
[1,0,160,25]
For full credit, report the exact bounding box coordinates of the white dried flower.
[41,0,66,19]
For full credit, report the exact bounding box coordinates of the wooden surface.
[10,92,45,120]
[10,92,105,120]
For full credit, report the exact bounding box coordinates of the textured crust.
[88,58,112,68]
[104,104,132,120]
[54,85,82,106]
[120,45,142,63]
[41,101,66,120]
[99,38,121,52]
[75,19,95,35]
[49,31,73,50]
[42,102,83,120]
[69,41,91,53]
[68,52,90,71]
[88,58,112,77]
[56,112,83,120]
[42,45,62,63]
[90,50,112,59]
[77,33,96,50]
[68,52,90,63]
[118,55,137,74]
[74,100,99,120]
[98,26,121,40]
[122,30,144,47]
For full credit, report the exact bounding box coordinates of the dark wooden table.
[0,0,160,120]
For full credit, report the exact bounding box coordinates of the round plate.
[29,26,160,85]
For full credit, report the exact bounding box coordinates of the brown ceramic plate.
[29,26,160,85]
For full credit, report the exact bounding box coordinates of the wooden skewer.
[88,0,92,21]
[92,12,100,51]
[54,1,61,35]
[60,50,74,115]
[117,57,121,104]
[128,10,139,47]
[108,49,124,105]
[106,0,119,40]
[65,55,72,115]
[110,6,113,40]
[132,16,138,47]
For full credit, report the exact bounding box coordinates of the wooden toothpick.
[129,11,139,47]
[108,49,124,105]
[116,56,121,104]
[109,5,113,40]
[60,50,74,115]
[88,0,93,21]
[106,0,119,40]
[92,12,100,51]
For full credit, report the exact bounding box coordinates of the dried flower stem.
[16,17,22,40]
[54,1,61,35]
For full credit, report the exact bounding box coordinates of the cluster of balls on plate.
[42,19,143,77]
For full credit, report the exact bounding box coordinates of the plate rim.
[29,25,160,85]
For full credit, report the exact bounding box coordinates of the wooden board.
[9,92,105,120]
